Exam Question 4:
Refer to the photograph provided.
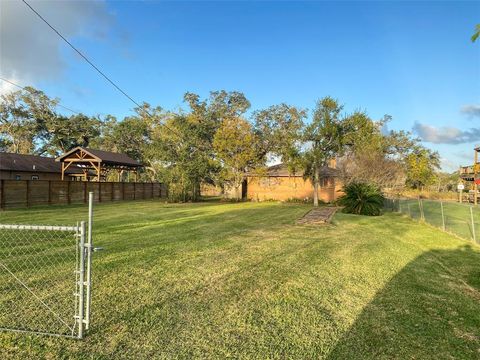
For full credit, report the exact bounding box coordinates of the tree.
[302,97,347,207]
[0,87,57,154]
[153,90,251,200]
[213,117,263,200]
[106,116,151,161]
[472,24,480,42]
[338,113,406,189]
[253,104,306,172]
[40,114,103,156]
[378,127,441,190]
[151,111,216,201]
[405,148,440,190]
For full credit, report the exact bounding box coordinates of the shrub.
[338,182,385,216]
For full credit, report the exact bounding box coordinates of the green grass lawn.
[1,200,480,359]
[397,198,480,241]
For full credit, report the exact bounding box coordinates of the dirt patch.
[297,207,339,225]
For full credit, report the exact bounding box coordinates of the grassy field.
[397,198,480,241]
[1,200,480,359]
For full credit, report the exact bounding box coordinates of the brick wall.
[246,176,343,202]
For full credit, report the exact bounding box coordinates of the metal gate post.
[85,192,93,330]
[470,207,476,243]
[441,202,446,231]
[78,221,86,339]
[419,198,424,221]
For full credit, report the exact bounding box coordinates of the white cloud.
[461,104,480,118]
[412,122,480,144]
[439,157,458,172]
[0,0,114,93]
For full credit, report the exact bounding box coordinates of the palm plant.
[338,182,385,216]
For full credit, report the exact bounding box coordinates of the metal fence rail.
[385,198,480,243]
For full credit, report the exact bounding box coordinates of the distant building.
[0,147,141,182]
[0,153,82,181]
[222,161,343,203]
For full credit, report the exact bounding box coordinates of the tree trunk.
[313,164,319,207]
[195,182,201,201]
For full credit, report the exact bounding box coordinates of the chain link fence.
[385,198,480,243]
[0,224,86,338]
[0,193,97,339]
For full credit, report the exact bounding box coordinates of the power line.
[21,0,141,109]
[20,0,185,141]
[0,76,81,115]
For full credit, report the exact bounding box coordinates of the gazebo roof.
[56,147,141,167]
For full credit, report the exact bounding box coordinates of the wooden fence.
[0,180,167,209]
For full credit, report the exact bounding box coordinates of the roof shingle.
[0,153,82,173]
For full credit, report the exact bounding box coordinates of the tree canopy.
[0,86,445,202]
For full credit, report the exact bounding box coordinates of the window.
[321,177,332,187]
[31,175,39,180]
[15,175,21,180]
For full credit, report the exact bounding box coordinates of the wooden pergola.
[56,147,142,182]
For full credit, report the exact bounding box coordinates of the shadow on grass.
[327,244,480,359]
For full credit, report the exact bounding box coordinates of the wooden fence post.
[99,182,102,203]
[67,181,71,204]
[25,180,30,208]
[48,180,52,205]
[111,182,114,202]
[0,180,4,210]
[84,182,87,204]
[133,182,136,200]
[122,182,125,200]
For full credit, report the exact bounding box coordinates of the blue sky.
[1,0,479,171]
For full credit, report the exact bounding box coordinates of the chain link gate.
[0,193,96,339]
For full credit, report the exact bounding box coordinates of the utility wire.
[21,0,185,141]
[21,0,141,109]
[0,76,81,115]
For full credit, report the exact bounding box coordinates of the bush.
[338,182,385,216]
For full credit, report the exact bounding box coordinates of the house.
[0,152,83,181]
[223,161,343,203]
[0,147,141,182]
[246,163,343,203]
